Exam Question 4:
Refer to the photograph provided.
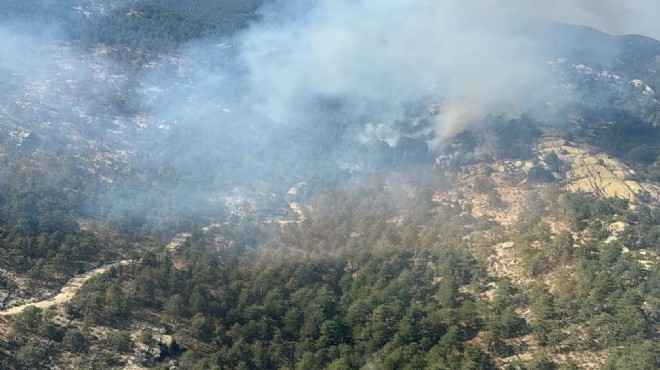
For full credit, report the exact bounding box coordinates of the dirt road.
[0,260,131,316]
[0,226,211,316]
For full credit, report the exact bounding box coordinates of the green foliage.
[2,171,656,369]
[66,277,133,325]
[601,340,660,370]
[62,328,88,353]
[16,339,46,368]
[165,294,187,317]
[0,2,657,369]
[0,110,656,370]
[177,350,201,370]
[11,306,44,339]
[560,193,628,231]
[188,314,213,342]
[0,166,106,276]
[0,0,264,54]
[61,212,490,369]
[139,328,154,345]
[104,330,132,353]
[528,352,556,370]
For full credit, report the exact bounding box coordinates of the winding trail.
[0,261,131,316]
[0,225,216,316]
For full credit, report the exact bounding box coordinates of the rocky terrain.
[539,139,660,202]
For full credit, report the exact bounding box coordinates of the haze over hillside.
[0,1,658,369]
[1,0,659,221]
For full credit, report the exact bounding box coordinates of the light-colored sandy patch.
[539,141,660,203]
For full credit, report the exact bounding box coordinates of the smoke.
[233,0,631,147]
[85,0,645,188]
[70,0,653,156]
[2,0,656,232]
[235,0,660,146]
[0,22,126,139]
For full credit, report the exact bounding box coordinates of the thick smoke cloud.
[233,0,643,147]
[0,23,125,140]
[238,0,550,146]
[236,0,660,146]
[138,0,652,168]
[2,0,657,230]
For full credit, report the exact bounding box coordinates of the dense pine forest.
[2,179,659,369]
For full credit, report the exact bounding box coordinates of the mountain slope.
[0,3,659,369]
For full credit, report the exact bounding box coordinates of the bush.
[105,330,133,353]
[16,340,46,368]
[63,329,88,353]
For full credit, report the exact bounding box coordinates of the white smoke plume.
[236,0,568,146]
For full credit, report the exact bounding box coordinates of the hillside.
[0,1,659,369]
[2,125,658,369]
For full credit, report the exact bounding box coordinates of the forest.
[0,0,264,56]
[0,1,659,369]
[2,175,658,368]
